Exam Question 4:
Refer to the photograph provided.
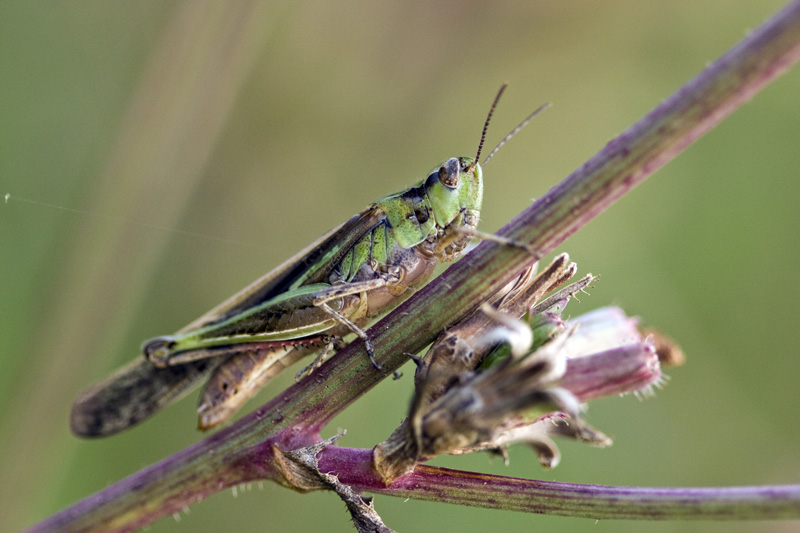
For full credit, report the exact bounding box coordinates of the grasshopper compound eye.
[437,157,461,188]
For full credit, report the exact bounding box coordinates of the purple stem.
[315,447,800,520]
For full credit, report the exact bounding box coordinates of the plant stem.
[377,464,800,520]
[313,447,800,520]
[29,1,800,531]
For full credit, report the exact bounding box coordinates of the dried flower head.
[374,254,672,484]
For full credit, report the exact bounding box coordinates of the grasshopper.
[70,86,549,436]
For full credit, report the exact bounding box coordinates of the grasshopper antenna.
[467,84,507,173]
[482,101,551,167]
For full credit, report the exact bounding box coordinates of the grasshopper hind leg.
[197,338,328,431]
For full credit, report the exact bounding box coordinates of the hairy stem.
[30,1,800,531]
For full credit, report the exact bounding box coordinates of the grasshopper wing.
[185,206,387,328]
[71,206,387,437]
[71,357,223,437]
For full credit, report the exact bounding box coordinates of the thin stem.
[29,1,800,531]
[382,466,800,520]
[312,447,800,520]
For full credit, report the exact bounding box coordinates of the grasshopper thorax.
[376,155,483,254]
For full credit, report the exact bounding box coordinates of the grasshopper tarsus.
[365,340,383,371]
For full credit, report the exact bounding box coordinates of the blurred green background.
[2,2,799,532]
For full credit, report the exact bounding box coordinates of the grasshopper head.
[416,156,483,261]
[424,156,483,230]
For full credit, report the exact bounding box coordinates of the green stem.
[29,1,800,531]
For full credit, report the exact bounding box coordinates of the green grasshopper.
[70,86,548,436]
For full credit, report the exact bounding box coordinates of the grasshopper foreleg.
[455,226,541,258]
